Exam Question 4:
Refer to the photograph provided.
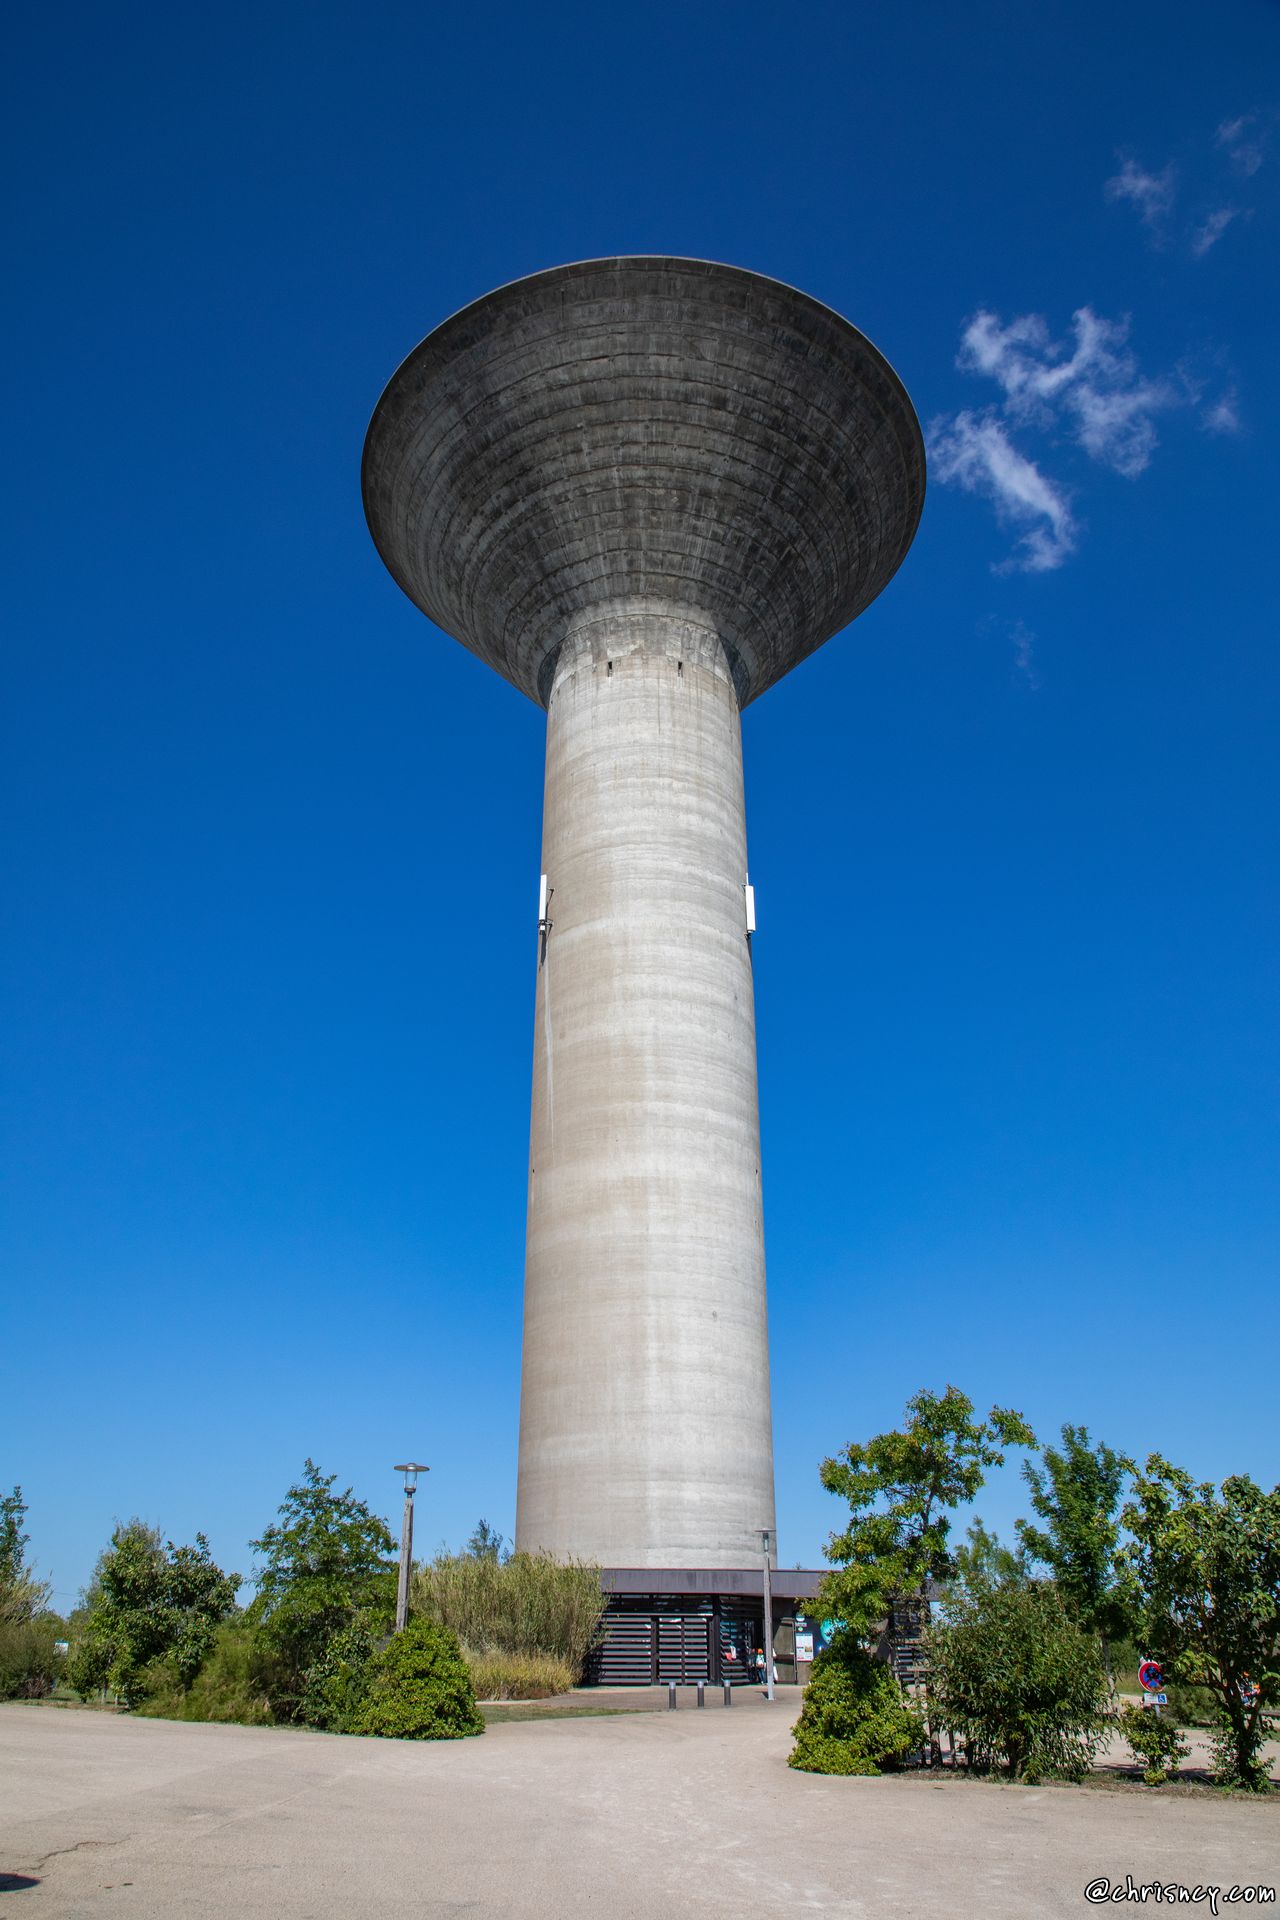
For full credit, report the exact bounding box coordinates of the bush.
[1204,1714,1278,1793]
[136,1622,272,1725]
[355,1618,484,1740]
[0,1618,63,1700]
[1117,1703,1189,1785]
[413,1552,601,1676]
[297,1619,380,1732]
[465,1651,576,1700]
[789,1633,925,1776]
[928,1581,1108,1781]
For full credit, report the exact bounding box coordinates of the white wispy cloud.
[1106,122,1265,257]
[1190,206,1245,256]
[1202,388,1242,436]
[1010,619,1040,688]
[929,410,1078,573]
[1177,358,1245,438]
[979,614,1043,684]
[957,306,1177,478]
[1216,115,1266,177]
[1104,155,1176,228]
[931,306,1190,569]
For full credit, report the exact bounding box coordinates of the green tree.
[1,1489,63,1703]
[927,1579,1109,1781]
[819,1387,1035,1633]
[67,1522,239,1707]
[0,1487,29,1596]
[1016,1425,1133,1674]
[465,1519,507,1563]
[356,1616,484,1740]
[1121,1457,1280,1792]
[788,1631,924,1776]
[951,1520,1029,1593]
[819,1387,1033,1766]
[0,1486,51,1624]
[247,1461,395,1722]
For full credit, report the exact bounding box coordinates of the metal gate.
[592,1613,656,1686]
[591,1611,714,1685]
[655,1614,712,1684]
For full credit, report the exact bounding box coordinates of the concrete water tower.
[363,257,924,1571]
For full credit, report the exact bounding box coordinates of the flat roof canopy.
[600,1567,825,1602]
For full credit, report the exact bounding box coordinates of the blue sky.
[3,0,1276,1607]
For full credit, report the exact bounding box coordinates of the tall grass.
[464,1651,577,1700]
[412,1553,602,1678]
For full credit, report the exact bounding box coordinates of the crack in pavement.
[19,1837,123,1872]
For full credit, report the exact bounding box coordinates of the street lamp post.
[760,1527,775,1703]
[394,1463,429,1633]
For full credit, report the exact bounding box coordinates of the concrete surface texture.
[362,258,925,1568]
[519,610,772,1563]
[361,257,926,711]
[3,1702,1278,1919]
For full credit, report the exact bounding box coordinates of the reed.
[412,1552,602,1678]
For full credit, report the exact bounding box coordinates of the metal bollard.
[696,1681,705,1708]
[667,1680,677,1709]
[723,1681,733,1706]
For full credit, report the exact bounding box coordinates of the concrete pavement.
[2,1698,1277,1918]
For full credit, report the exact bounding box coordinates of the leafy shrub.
[928,1580,1108,1781]
[0,1618,63,1700]
[788,1633,925,1776]
[136,1622,272,1725]
[355,1618,484,1740]
[1204,1714,1278,1793]
[465,1650,576,1700]
[298,1619,380,1732]
[1117,1702,1189,1785]
[413,1552,601,1676]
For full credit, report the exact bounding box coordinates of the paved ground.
[2,1698,1277,1918]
